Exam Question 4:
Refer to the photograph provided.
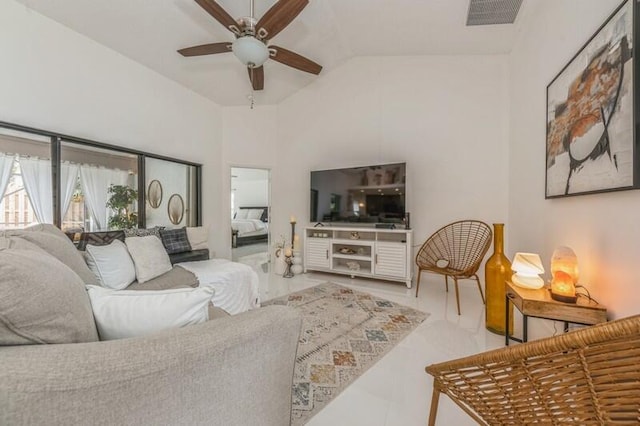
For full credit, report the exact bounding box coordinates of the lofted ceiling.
[16,0,530,106]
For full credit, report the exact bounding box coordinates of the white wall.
[271,55,510,262]
[0,0,226,256]
[508,0,637,320]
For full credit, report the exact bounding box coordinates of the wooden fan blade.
[248,66,264,91]
[195,0,239,34]
[270,45,322,75]
[178,42,232,57]
[255,0,309,41]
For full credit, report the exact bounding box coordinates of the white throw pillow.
[186,226,210,251]
[125,236,172,283]
[247,209,263,220]
[235,209,248,219]
[86,285,214,340]
[84,240,136,290]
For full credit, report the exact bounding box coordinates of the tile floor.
[240,253,507,426]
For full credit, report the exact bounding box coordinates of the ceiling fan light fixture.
[232,36,269,67]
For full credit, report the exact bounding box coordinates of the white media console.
[303,226,413,287]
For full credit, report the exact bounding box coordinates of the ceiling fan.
[178,0,322,91]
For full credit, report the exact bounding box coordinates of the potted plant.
[106,185,138,229]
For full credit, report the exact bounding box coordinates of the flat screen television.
[310,162,406,224]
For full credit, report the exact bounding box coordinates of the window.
[0,129,51,230]
[60,142,138,232]
[0,122,201,231]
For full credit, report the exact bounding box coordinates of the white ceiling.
[16,0,531,106]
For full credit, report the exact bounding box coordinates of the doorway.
[230,167,270,275]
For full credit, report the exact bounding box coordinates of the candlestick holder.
[290,220,296,248]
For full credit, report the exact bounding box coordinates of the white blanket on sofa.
[177,259,260,315]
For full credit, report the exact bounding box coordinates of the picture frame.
[147,179,162,209]
[167,193,184,225]
[545,0,639,198]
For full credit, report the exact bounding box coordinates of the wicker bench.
[426,315,640,425]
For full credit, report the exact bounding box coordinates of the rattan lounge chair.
[415,220,492,315]
[425,315,640,425]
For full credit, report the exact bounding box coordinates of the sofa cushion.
[0,248,99,345]
[123,226,164,239]
[208,304,230,319]
[86,285,214,340]
[125,236,173,284]
[168,249,210,265]
[186,226,209,251]
[4,224,99,285]
[85,240,136,290]
[159,227,192,254]
[126,266,199,291]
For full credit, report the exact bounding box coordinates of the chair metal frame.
[415,220,492,315]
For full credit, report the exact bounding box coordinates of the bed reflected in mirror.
[230,167,270,277]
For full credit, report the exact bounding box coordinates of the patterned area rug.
[263,282,429,425]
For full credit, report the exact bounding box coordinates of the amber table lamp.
[550,246,579,303]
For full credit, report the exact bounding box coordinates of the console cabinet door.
[375,242,407,278]
[306,239,331,269]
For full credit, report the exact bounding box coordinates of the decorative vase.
[484,223,513,335]
[274,249,287,275]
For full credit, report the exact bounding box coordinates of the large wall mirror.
[231,167,270,278]
[145,157,198,228]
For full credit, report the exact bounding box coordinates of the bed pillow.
[86,286,214,340]
[186,226,209,251]
[247,209,264,220]
[159,227,192,254]
[0,248,99,345]
[125,236,172,283]
[84,240,136,290]
[235,209,248,219]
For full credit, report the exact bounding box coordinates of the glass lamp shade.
[511,252,545,289]
[550,246,579,283]
[232,36,269,67]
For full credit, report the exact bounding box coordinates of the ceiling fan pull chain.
[249,67,255,109]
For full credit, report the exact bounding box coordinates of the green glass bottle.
[485,223,513,335]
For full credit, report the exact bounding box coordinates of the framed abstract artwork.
[546,0,639,198]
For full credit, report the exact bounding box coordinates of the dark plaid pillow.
[159,227,192,254]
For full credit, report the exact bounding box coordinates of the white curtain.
[60,162,79,219]
[79,165,129,230]
[0,153,14,201]
[19,156,53,224]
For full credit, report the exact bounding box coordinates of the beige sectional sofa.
[0,224,302,425]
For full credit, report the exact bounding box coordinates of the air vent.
[466,0,523,26]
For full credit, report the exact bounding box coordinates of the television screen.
[310,163,406,224]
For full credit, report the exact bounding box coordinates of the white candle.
[293,234,300,250]
[285,248,293,257]
[290,215,296,224]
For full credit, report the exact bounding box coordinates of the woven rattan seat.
[426,314,640,425]
[415,220,492,315]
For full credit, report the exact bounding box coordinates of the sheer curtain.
[0,153,14,201]
[60,162,79,219]
[19,156,53,224]
[79,165,129,230]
